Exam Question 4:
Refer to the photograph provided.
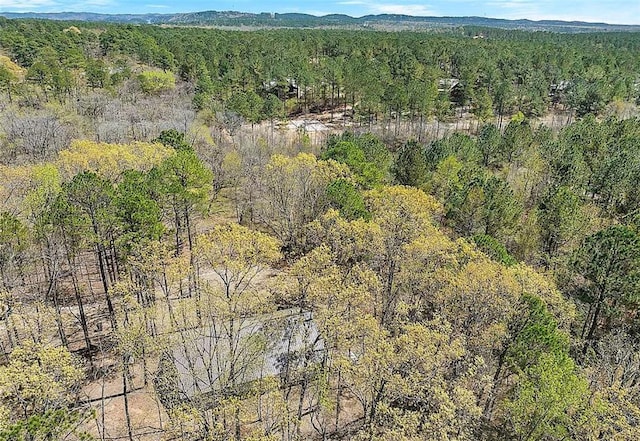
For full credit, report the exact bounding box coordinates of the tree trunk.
[63,238,92,353]
[184,204,197,298]
[122,357,134,441]
[582,297,603,354]
[96,243,117,330]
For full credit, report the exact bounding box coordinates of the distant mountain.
[0,11,174,23]
[0,10,638,32]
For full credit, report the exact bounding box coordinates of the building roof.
[438,78,460,92]
[169,308,324,399]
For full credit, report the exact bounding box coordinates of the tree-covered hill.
[1,10,639,32]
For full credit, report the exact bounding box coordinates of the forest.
[1,16,640,441]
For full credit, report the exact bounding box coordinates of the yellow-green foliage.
[0,141,173,217]
[0,55,25,81]
[137,70,175,94]
[62,26,81,34]
[0,164,33,215]
[196,223,282,275]
[57,139,174,179]
[196,223,282,317]
[23,164,62,218]
[259,153,352,244]
[0,343,83,418]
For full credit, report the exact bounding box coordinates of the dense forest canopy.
[0,18,639,125]
[0,16,640,441]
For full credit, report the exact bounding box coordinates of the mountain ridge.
[0,10,638,32]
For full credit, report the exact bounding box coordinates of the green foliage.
[0,18,638,122]
[472,234,516,266]
[0,64,16,93]
[498,294,591,440]
[538,186,587,258]
[150,149,213,212]
[85,59,109,89]
[481,175,523,238]
[262,94,285,121]
[393,140,428,187]
[137,70,175,94]
[472,88,493,121]
[501,116,533,163]
[568,76,611,117]
[324,132,391,188]
[425,133,480,168]
[0,212,29,258]
[56,171,116,245]
[0,409,93,441]
[226,90,264,124]
[156,47,175,72]
[0,213,29,290]
[501,351,590,440]
[326,178,370,221]
[572,225,640,342]
[477,123,502,167]
[426,155,463,202]
[323,141,374,189]
[573,225,640,306]
[350,133,393,178]
[149,147,213,253]
[26,56,72,99]
[114,169,165,254]
[506,294,570,370]
[154,129,191,152]
[447,171,522,239]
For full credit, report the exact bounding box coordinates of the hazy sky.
[1,0,638,25]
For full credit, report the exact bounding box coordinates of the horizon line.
[0,9,638,27]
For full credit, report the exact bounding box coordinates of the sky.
[0,0,639,25]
